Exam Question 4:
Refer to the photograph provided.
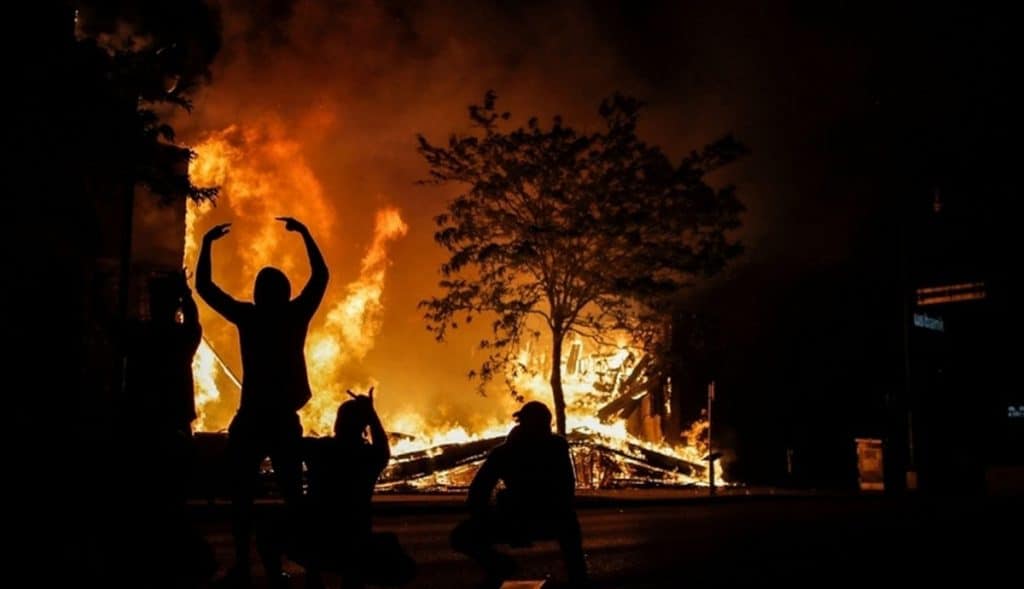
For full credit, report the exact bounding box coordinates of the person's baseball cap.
[513,401,552,426]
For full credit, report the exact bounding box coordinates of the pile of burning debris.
[379,430,707,492]
[377,344,713,491]
[191,340,715,498]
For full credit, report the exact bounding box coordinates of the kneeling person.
[451,401,589,588]
[300,388,413,589]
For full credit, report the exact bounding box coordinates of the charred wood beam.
[596,380,648,421]
[596,356,654,422]
[619,355,651,391]
[381,437,504,482]
[566,431,705,477]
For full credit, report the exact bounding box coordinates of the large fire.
[184,119,721,487]
[185,118,406,436]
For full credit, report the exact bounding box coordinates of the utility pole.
[899,190,919,492]
[707,380,716,496]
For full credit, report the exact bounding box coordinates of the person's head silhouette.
[254,267,290,307]
[512,401,553,438]
[334,398,372,441]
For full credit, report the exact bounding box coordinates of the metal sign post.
[707,381,715,496]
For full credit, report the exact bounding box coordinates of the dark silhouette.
[126,271,203,433]
[121,271,215,586]
[297,388,414,589]
[196,217,329,587]
[451,401,589,588]
[13,7,220,584]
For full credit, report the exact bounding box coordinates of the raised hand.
[346,386,375,407]
[276,216,308,234]
[204,223,232,242]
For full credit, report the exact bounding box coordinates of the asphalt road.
[195,494,1021,588]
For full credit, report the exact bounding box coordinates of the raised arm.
[195,223,247,323]
[277,217,328,317]
[363,388,391,474]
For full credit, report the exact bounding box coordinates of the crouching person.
[451,401,589,589]
[298,388,415,589]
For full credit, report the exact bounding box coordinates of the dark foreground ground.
[191,490,1022,588]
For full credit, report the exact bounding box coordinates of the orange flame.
[185,118,406,435]
[302,208,409,435]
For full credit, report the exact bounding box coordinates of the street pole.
[900,193,917,492]
[708,380,715,496]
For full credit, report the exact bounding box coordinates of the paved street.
[193,493,1021,588]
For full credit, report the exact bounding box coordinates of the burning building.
[173,113,722,493]
[192,337,715,495]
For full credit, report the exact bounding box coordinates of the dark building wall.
[905,238,1016,492]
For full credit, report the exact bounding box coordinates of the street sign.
[916,282,986,306]
[913,312,944,332]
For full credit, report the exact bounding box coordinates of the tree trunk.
[550,328,567,435]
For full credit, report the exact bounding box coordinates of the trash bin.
[855,438,884,491]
